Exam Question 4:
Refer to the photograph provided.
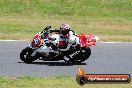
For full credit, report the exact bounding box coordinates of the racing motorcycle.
[20,26,99,63]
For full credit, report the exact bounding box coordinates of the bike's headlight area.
[32,38,43,48]
[33,38,39,44]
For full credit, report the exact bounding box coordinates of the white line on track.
[0,40,27,41]
[101,42,119,43]
[98,41,132,43]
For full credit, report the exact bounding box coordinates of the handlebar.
[40,26,51,34]
[44,26,51,31]
[50,30,60,33]
[41,26,60,33]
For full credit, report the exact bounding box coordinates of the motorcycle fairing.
[31,33,43,48]
[79,34,97,47]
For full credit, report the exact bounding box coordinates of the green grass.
[0,16,132,41]
[0,76,131,88]
[0,0,132,18]
[0,0,132,41]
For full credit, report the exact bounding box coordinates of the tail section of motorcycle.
[79,34,99,47]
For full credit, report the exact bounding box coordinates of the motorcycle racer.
[34,24,81,62]
[51,24,80,51]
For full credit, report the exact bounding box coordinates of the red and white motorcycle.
[20,26,99,63]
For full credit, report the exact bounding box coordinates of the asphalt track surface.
[0,41,132,77]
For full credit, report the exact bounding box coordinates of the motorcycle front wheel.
[20,47,37,63]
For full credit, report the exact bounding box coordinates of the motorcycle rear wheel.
[70,47,91,63]
[20,47,37,63]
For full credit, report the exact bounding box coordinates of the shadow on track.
[18,61,87,66]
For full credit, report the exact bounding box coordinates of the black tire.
[20,47,37,63]
[71,47,91,63]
